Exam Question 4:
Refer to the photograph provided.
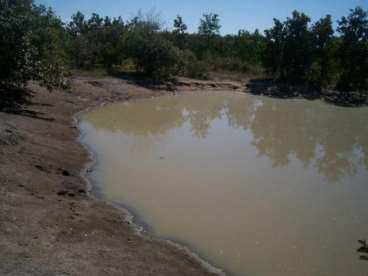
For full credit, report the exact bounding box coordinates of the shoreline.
[75,97,228,276]
[0,76,233,276]
[2,74,364,275]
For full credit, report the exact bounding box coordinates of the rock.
[35,165,49,172]
[58,168,72,177]
[62,170,71,176]
[57,191,68,196]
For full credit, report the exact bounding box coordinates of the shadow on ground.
[0,85,55,121]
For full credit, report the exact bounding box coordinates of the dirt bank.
[0,76,239,276]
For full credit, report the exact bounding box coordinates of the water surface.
[79,92,368,276]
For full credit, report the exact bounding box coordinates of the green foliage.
[337,7,368,93]
[173,15,187,35]
[264,11,313,84]
[263,19,285,76]
[0,0,66,89]
[192,14,223,61]
[173,15,187,49]
[198,13,221,36]
[177,50,209,79]
[66,12,126,70]
[235,30,265,65]
[67,11,87,37]
[0,1,367,102]
[310,15,334,87]
[30,5,68,89]
[0,0,34,86]
[262,6,367,101]
[284,11,313,83]
[125,20,179,79]
[99,24,126,70]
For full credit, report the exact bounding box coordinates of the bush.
[336,7,368,93]
[0,1,66,89]
[209,56,263,75]
[186,60,210,80]
[263,11,313,84]
[125,33,180,79]
[176,50,209,79]
[0,1,34,86]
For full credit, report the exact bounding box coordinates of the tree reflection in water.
[83,92,368,183]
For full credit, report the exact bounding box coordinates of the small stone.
[57,191,68,196]
[35,165,47,172]
[62,170,71,177]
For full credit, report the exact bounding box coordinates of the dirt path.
[0,76,240,276]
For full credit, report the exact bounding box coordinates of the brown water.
[79,92,368,276]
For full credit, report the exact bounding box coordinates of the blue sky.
[35,0,367,34]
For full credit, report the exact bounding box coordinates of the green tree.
[30,5,68,89]
[174,15,187,35]
[263,11,314,84]
[193,13,222,61]
[263,19,286,77]
[311,15,334,87]
[67,12,124,69]
[173,15,187,49]
[198,13,221,36]
[283,11,313,83]
[87,12,103,31]
[337,6,368,93]
[0,0,34,86]
[67,11,87,37]
[0,0,65,88]
[235,29,265,65]
[125,15,180,79]
[66,11,90,68]
[66,12,92,68]
[99,17,126,70]
[126,34,179,79]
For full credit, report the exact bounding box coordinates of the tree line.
[263,9,368,97]
[0,0,367,103]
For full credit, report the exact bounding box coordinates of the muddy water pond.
[79,92,368,276]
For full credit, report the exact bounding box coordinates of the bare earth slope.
[0,76,237,276]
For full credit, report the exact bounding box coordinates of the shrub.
[176,50,209,79]
[0,1,66,89]
[0,1,34,86]
[263,11,313,84]
[336,6,368,93]
[126,33,180,79]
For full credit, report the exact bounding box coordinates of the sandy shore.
[0,76,240,276]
